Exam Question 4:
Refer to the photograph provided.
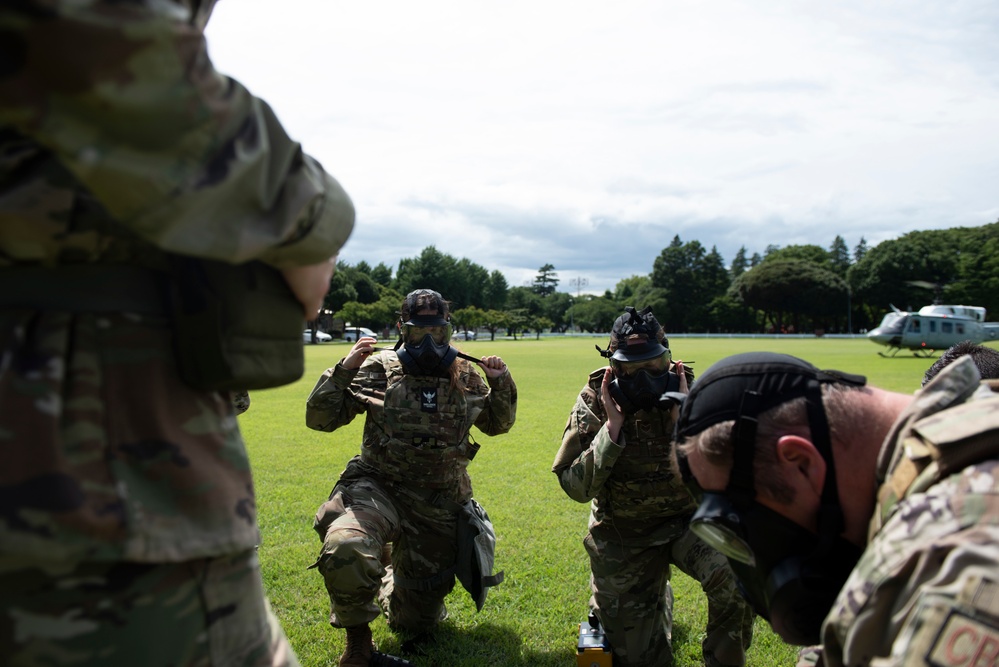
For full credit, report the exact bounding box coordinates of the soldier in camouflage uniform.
[306,289,517,667]
[552,307,753,667]
[675,351,999,666]
[0,2,354,665]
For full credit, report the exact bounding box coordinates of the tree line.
[313,220,999,339]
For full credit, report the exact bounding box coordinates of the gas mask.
[609,358,681,413]
[396,317,457,377]
[688,490,863,645]
[600,306,678,413]
[674,352,868,646]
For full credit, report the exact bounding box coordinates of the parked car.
[343,327,378,342]
[453,330,477,341]
[303,329,333,343]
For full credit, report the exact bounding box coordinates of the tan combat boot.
[339,624,374,667]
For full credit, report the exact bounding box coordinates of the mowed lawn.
[238,335,963,666]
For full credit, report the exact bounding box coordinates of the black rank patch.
[420,387,438,413]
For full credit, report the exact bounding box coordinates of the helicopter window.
[957,323,965,334]
[942,322,952,334]
[929,321,937,333]
[909,319,921,333]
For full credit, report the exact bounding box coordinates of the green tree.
[370,262,393,286]
[451,305,488,338]
[484,270,509,311]
[613,275,650,302]
[451,258,490,310]
[482,309,508,341]
[829,236,851,277]
[337,286,403,337]
[848,229,960,314]
[507,286,543,316]
[542,291,573,333]
[763,244,830,266]
[930,221,999,317]
[504,308,530,340]
[651,236,729,332]
[734,260,848,333]
[391,246,493,310]
[395,246,460,300]
[853,237,869,264]
[569,295,620,333]
[323,270,358,315]
[532,264,559,297]
[729,246,750,281]
[530,316,554,339]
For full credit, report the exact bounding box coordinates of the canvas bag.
[455,498,505,612]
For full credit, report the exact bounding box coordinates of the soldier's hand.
[675,360,688,393]
[342,337,377,370]
[281,255,337,318]
[600,368,625,443]
[478,355,507,378]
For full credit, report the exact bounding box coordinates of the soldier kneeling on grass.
[306,289,516,666]
[553,307,754,667]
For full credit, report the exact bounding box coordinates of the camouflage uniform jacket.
[306,350,517,501]
[553,366,696,542]
[816,356,999,666]
[0,1,354,565]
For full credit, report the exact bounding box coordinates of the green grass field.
[238,336,963,666]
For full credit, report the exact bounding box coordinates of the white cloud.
[206,0,999,294]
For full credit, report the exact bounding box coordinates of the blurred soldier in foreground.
[674,351,999,666]
[553,307,753,667]
[306,289,516,666]
[0,1,354,665]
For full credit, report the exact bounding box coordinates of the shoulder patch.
[928,609,999,667]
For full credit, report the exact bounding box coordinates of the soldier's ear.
[775,435,826,499]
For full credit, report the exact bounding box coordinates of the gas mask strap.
[805,379,846,539]
[728,390,761,506]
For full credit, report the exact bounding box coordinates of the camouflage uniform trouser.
[585,525,754,667]
[313,475,459,634]
[0,549,298,667]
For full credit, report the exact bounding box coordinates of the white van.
[343,327,378,342]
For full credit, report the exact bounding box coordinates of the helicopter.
[866,303,999,357]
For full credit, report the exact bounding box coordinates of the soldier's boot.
[339,624,374,667]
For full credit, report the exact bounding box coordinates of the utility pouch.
[455,498,504,612]
[168,257,304,391]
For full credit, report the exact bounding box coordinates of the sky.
[206,0,999,295]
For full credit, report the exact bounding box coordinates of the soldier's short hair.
[922,340,999,386]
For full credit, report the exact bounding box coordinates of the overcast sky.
[206,0,999,295]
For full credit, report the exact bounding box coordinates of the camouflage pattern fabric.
[812,357,999,667]
[2,548,297,667]
[0,1,354,269]
[586,524,754,667]
[313,460,458,633]
[554,366,753,667]
[306,351,516,631]
[0,1,353,664]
